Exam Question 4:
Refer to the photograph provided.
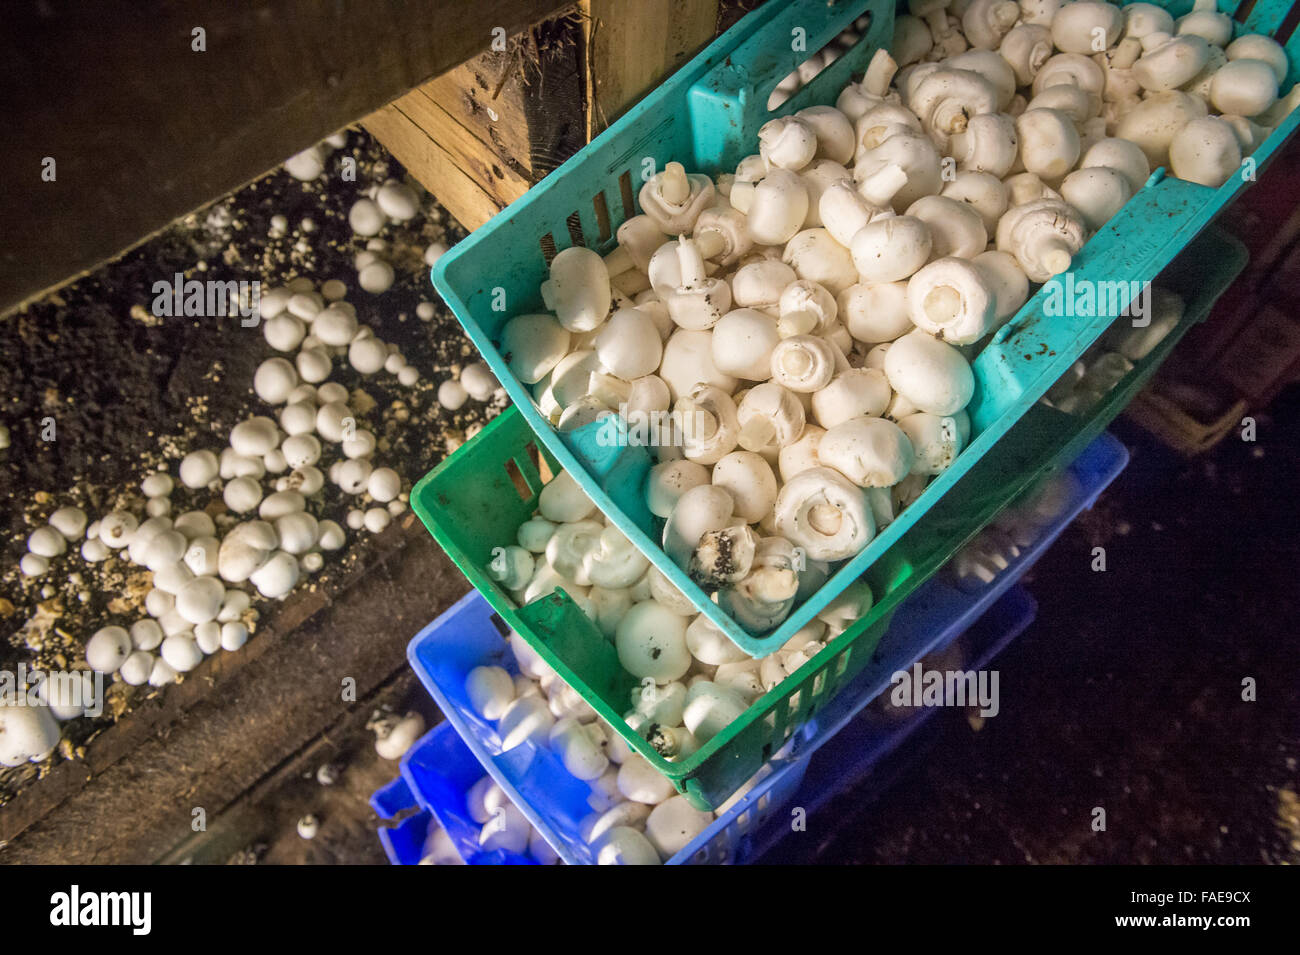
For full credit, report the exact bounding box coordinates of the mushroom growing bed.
[0,130,500,805]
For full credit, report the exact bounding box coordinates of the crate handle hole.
[1276,2,1300,43]
[540,233,558,266]
[503,458,533,501]
[618,170,636,220]
[566,211,586,248]
[592,191,612,243]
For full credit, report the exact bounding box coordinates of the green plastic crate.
[429,0,1299,658]
[414,223,1248,810]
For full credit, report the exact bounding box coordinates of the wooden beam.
[581,0,721,138]
[364,14,588,230]
[363,95,533,235]
[1,0,573,316]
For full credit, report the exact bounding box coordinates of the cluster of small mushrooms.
[497,0,1284,637]
[2,250,475,767]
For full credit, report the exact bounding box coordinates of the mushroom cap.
[595,825,662,865]
[646,459,711,519]
[905,257,996,345]
[615,601,692,684]
[818,416,916,487]
[681,681,750,743]
[541,246,611,332]
[850,215,932,284]
[782,229,858,296]
[502,313,572,384]
[710,308,780,381]
[1169,116,1243,189]
[883,329,975,416]
[898,412,965,474]
[811,368,892,428]
[1051,1,1123,54]
[659,329,738,403]
[711,451,778,524]
[595,306,664,380]
[773,466,875,561]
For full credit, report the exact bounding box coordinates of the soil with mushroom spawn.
[0,130,500,802]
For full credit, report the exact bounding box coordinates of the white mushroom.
[501,313,571,384]
[540,246,610,333]
[883,329,975,416]
[661,237,732,330]
[746,169,810,246]
[897,412,965,474]
[769,335,838,393]
[782,229,858,296]
[615,601,692,684]
[583,526,650,589]
[908,69,1000,148]
[995,198,1088,282]
[838,282,913,345]
[905,195,988,260]
[1114,90,1208,168]
[658,329,738,402]
[773,466,875,560]
[0,701,60,766]
[811,368,892,428]
[676,384,740,465]
[718,537,801,633]
[710,308,779,381]
[818,416,916,487]
[638,162,715,234]
[1209,58,1279,117]
[711,451,778,524]
[1059,166,1133,231]
[1016,108,1081,181]
[1169,116,1243,188]
[999,23,1053,86]
[759,115,818,170]
[1051,1,1122,54]
[1080,137,1152,194]
[906,257,997,344]
[850,215,933,283]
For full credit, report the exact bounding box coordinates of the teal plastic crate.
[430,0,1298,658]
[416,222,1246,810]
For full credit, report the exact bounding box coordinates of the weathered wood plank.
[366,13,589,230]
[1,0,573,315]
[581,0,721,136]
[363,99,530,233]
[0,521,472,864]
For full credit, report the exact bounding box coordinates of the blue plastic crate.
[749,583,1041,861]
[791,430,1128,754]
[382,580,1034,865]
[404,589,812,865]
[370,776,433,866]
[428,0,1298,658]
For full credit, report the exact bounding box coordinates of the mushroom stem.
[856,162,909,207]
[675,236,707,288]
[1039,236,1075,276]
[863,48,899,97]
[661,162,690,205]
[603,246,635,277]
